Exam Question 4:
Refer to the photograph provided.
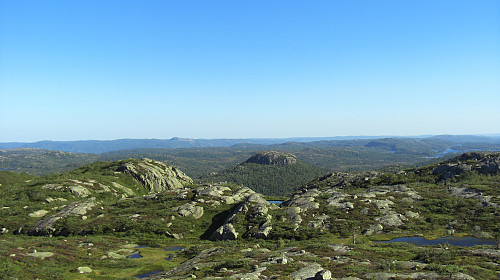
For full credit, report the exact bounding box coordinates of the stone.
[289,263,324,280]
[376,213,405,227]
[27,251,54,259]
[69,185,91,197]
[315,269,332,280]
[195,185,231,197]
[29,210,49,218]
[209,223,238,241]
[173,202,204,219]
[77,266,92,273]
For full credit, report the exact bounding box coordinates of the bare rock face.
[245,151,297,165]
[118,158,193,192]
[28,198,96,236]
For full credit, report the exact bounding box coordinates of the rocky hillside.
[0,153,499,279]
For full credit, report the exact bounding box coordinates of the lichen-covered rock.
[283,196,320,211]
[118,158,193,192]
[26,251,54,260]
[28,198,96,236]
[29,210,49,218]
[376,212,406,227]
[195,185,231,197]
[77,266,92,274]
[208,223,238,241]
[289,263,324,280]
[173,202,204,219]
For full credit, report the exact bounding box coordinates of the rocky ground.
[0,153,499,279]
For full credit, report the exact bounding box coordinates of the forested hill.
[201,151,326,195]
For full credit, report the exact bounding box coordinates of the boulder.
[289,263,324,280]
[29,210,49,218]
[77,266,92,274]
[376,212,405,227]
[315,269,332,280]
[209,223,238,241]
[69,185,91,197]
[173,202,204,219]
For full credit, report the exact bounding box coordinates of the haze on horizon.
[1,1,499,142]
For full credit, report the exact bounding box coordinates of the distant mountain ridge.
[1,135,499,154]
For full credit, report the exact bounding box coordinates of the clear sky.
[1,0,499,142]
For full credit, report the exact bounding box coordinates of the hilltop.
[201,151,325,195]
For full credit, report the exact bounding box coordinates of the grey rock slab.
[289,263,324,280]
[27,251,54,259]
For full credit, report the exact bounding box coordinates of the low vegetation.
[0,151,499,279]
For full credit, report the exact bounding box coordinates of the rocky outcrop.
[173,202,204,219]
[118,158,193,192]
[433,152,500,179]
[245,151,297,165]
[28,198,96,236]
[207,190,276,241]
[448,187,498,208]
[283,188,320,211]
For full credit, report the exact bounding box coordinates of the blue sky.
[1,0,499,142]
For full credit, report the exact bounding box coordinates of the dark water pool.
[135,270,163,279]
[164,246,183,251]
[126,252,142,259]
[377,236,497,247]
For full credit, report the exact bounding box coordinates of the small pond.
[135,270,163,279]
[164,246,183,251]
[267,201,283,205]
[133,246,184,278]
[126,252,142,259]
[377,236,497,247]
